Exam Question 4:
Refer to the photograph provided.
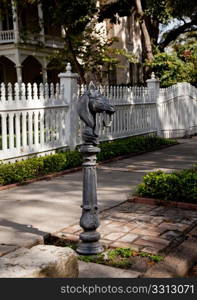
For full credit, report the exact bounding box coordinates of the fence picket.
[22,112,27,148]
[2,113,7,150]
[34,110,39,147]
[15,112,21,151]
[28,112,33,147]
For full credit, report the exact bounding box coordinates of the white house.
[0,0,143,85]
[0,0,64,84]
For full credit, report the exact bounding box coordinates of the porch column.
[37,3,45,43]
[11,0,19,43]
[15,50,22,83]
[42,58,48,83]
[16,65,22,83]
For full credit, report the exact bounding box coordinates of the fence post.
[58,63,79,150]
[146,72,160,102]
[146,72,161,136]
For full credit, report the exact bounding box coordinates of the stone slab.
[103,232,126,241]
[0,245,78,278]
[118,233,139,243]
[158,223,189,232]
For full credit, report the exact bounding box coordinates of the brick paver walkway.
[54,201,197,255]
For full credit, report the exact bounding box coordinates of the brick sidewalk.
[53,201,197,255]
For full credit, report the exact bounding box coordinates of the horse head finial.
[78,83,115,145]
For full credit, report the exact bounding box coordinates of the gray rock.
[0,245,78,278]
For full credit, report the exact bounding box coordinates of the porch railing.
[0,30,15,44]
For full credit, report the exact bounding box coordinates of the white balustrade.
[0,30,15,43]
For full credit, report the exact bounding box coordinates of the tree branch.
[159,18,197,51]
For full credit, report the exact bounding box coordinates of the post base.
[76,241,104,255]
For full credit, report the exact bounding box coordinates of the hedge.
[136,166,197,203]
[0,136,177,185]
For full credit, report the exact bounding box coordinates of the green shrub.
[0,136,176,185]
[0,158,44,184]
[136,165,197,203]
[97,136,176,161]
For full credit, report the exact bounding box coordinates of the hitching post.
[76,83,115,255]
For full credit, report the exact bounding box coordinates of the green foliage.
[138,252,164,263]
[136,165,197,203]
[0,136,176,185]
[166,0,197,20]
[79,253,104,264]
[78,247,164,269]
[0,158,44,184]
[145,0,172,24]
[42,0,97,36]
[0,151,82,185]
[145,0,197,24]
[147,32,197,87]
[107,248,133,259]
[97,136,176,161]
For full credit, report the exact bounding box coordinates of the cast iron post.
[76,83,115,254]
[77,144,102,254]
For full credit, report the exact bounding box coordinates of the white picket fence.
[76,85,158,146]
[0,66,197,162]
[158,83,197,138]
[0,82,68,161]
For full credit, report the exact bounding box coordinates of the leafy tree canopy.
[147,31,197,87]
[42,0,97,36]
[99,0,197,47]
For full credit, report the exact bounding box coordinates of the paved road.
[0,137,196,250]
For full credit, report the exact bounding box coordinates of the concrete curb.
[143,237,197,278]
[78,260,141,278]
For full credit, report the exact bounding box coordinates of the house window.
[0,63,5,82]
[0,1,13,30]
[108,64,117,85]
[20,4,39,33]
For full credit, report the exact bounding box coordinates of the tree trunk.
[134,0,153,62]
[66,34,86,84]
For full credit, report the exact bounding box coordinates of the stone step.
[78,261,141,278]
